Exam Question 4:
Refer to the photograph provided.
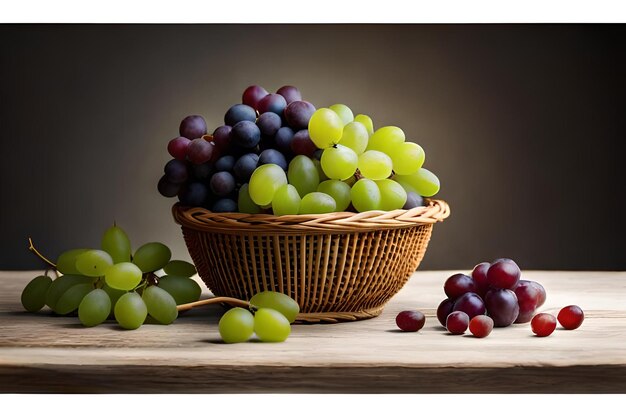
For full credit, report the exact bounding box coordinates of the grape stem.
[28,238,57,268]
[177,297,251,312]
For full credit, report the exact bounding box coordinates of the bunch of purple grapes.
[437,258,547,329]
[157,85,320,212]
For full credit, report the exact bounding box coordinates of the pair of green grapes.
[218,291,300,343]
[21,225,202,330]
[240,103,440,215]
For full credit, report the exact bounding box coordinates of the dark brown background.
[1,24,624,271]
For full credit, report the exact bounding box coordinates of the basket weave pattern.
[173,200,449,323]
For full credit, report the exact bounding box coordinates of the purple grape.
[446,311,469,335]
[187,138,214,164]
[233,153,259,182]
[257,93,287,116]
[256,112,282,137]
[212,198,237,213]
[190,162,213,181]
[452,292,486,319]
[215,155,236,172]
[230,120,261,149]
[163,159,188,184]
[224,104,257,127]
[291,129,317,156]
[167,136,190,160]
[402,192,424,209]
[443,273,476,301]
[436,298,454,327]
[258,149,287,171]
[212,125,232,151]
[209,171,236,196]
[484,288,519,327]
[242,85,268,110]
[274,126,295,154]
[284,100,316,130]
[276,85,302,104]
[487,258,521,289]
[178,182,208,206]
[157,175,180,198]
[179,115,207,140]
[471,262,491,297]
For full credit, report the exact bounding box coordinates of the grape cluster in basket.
[158,84,440,214]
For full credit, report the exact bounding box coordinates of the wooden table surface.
[0,270,624,393]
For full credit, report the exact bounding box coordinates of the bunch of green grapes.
[21,224,202,330]
[245,103,440,215]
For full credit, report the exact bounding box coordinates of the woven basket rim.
[172,199,450,235]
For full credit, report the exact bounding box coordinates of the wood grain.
[1,270,625,393]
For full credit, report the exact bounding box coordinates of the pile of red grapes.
[396,258,585,338]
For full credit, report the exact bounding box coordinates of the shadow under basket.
[172,199,450,323]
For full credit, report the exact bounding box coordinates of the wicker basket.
[172,199,450,323]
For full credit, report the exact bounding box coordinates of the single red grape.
[529,280,547,308]
[444,273,476,300]
[484,288,519,327]
[242,85,268,110]
[187,137,214,165]
[452,292,486,319]
[276,85,302,104]
[471,262,490,296]
[487,258,521,289]
[446,311,469,335]
[557,305,584,330]
[513,281,540,323]
[395,310,426,332]
[167,136,191,160]
[436,298,454,327]
[531,313,557,337]
[469,315,494,338]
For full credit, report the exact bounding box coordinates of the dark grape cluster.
[157,85,321,212]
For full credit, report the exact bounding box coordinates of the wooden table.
[1,270,624,393]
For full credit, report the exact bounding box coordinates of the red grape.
[436,298,454,327]
[484,288,519,327]
[557,305,584,330]
[531,313,557,337]
[446,311,469,335]
[452,292,486,319]
[471,262,490,296]
[179,115,207,140]
[212,125,232,151]
[291,129,318,156]
[469,315,494,338]
[187,138,214,164]
[242,85,268,109]
[513,281,540,323]
[529,280,547,308]
[276,85,302,104]
[167,136,191,160]
[395,310,426,332]
[443,273,476,300]
[487,258,521,289]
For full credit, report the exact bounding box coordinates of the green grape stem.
[176,297,252,312]
[28,238,57,269]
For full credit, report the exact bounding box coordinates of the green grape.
[56,248,88,275]
[338,121,368,155]
[114,292,147,330]
[132,242,172,273]
[387,142,425,175]
[75,249,114,277]
[105,262,143,291]
[163,260,196,277]
[78,288,111,327]
[237,183,261,214]
[351,178,382,212]
[45,274,94,310]
[320,144,358,180]
[101,224,131,263]
[329,103,354,125]
[142,285,178,325]
[218,307,255,343]
[249,291,300,323]
[54,282,94,315]
[308,108,344,148]
[394,168,440,197]
[317,180,351,212]
[249,164,288,206]
[299,192,336,214]
[102,283,126,309]
[272,184,301,216]
[354,114,374,135]
[367,126,405,154]
[157,275,202,305]
[358,150,393,180]
[253,308,291,343]
[287,155,320,197]
[311,159,328,182]
[376,179,408,211]
[21,275,52,312]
